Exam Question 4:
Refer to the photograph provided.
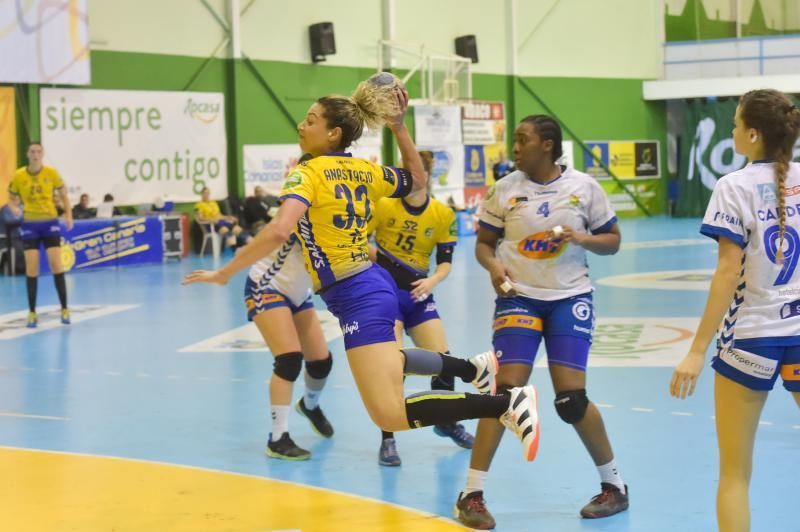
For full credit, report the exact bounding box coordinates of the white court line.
[792,425,800,430]
[620,238,711,250]
[631,407,655,412]
[20,367,34,372]
[106,371,122,377]
[230,378,247,382]
[759,421,774,426]
[136,373,150,378]
[0,412,69,421]
[671,411,693,417]
[595,403,614,408]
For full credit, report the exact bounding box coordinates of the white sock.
[597,459,625,494]
[270,405,289,440]
[303,389,322,410]
[462,468,488,496]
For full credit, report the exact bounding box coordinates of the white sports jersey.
[479,167,617,301]
[247,235,313,306]
[701,161,800,345]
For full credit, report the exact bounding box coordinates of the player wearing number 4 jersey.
[455,115,627,530]
[672,89,800,532]
[184,73,540,469]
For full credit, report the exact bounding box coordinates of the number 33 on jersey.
[280,153,412,291]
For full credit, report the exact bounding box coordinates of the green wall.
[14,50,667,214]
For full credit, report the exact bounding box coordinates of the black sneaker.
[580,483,629,518]
[265,432,311,461]
[295,398,334,438]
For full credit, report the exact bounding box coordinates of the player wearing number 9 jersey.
[671,89,800,532]
[183,75,541,465]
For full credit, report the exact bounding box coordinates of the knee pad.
[273,351,303,382]
[554,389,589,424]
[305,352,332,379]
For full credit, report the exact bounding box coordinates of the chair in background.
[198,222,221,259]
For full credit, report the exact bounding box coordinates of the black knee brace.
[273,351,303,382]
[305,352,332,379]
[554,389,589,424]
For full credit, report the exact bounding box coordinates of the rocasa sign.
[676,98,800,217]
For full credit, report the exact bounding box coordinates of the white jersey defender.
[248,235,313,306]
[478,167,617,301]
[701,161,800,345]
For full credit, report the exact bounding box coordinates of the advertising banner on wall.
[40,88,227,206]
[599,179,663,216]
[461,101,506,145]
[676,98,800,217]
[243,129,382,197]
[584,140,661,179]
[418,144,464,206]
[414,105,462,146]
[243,144,302,197]
[0,87,16,206]
[40,217,164,273]
[0,0,90,84]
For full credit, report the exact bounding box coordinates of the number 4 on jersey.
[537,201,550,218]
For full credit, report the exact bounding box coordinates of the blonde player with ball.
[454,115,628,529]
[184,73,540,468]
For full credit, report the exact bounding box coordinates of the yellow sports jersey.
[370,196,457,273]
[8,166,64,221]
[279,153,412,291]
[194,200,222,220]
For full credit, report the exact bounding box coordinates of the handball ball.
[368,71,404,90]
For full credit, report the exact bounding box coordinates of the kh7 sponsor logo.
[517,231,567,259]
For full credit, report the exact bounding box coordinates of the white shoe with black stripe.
[500,384,540,462]
[468,351,498,395]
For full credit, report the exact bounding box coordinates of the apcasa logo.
[184,98,221,123]
[517,231,567,259]
[342,321,360,336]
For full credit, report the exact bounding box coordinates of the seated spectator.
[243,186,272,228]
[72,193,94,219]
[95,193,121,219]
[194,187,250,248]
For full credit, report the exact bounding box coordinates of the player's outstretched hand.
[182,270,228,286]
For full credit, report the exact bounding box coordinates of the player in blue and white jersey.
[244,231,334,461]
[672,89,800,532]
[455,115,628,529]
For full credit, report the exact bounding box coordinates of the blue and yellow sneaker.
[26,312,37,328]
[378,438,401,467]
[434,423,475,449]
[61,308,71,325]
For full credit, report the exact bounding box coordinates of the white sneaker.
[468,351,498,395]
[500,385,540,462]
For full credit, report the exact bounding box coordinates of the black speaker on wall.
[455,35,478,64]
[309,22,336,63]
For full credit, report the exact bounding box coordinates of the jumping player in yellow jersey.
[368,150,474,466]
[184,74,540,465]
[8,142,73,328]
